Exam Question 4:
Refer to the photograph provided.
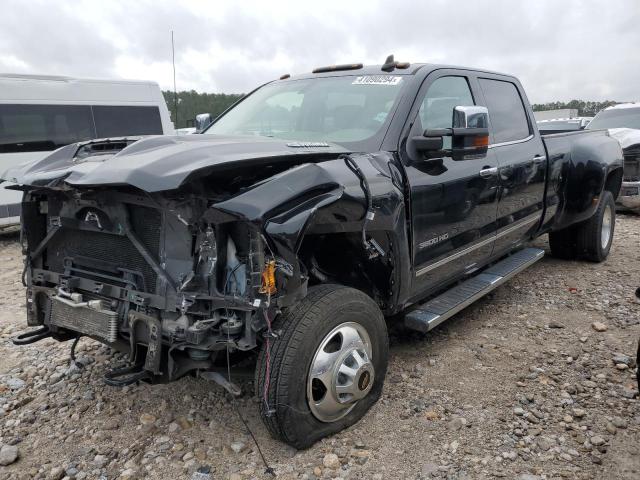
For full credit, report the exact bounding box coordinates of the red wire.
[263,309,272,409]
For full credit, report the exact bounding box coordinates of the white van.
[0,74,174,226]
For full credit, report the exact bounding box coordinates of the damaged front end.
[9,134,406,386]
[619,144,640,211]
[19,180,327,384]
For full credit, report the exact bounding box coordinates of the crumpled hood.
[1,134,349,193]
[608,128,640,150]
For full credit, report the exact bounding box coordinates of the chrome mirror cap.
[453,105,489,129]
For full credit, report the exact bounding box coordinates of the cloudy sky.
[1,0,638,103]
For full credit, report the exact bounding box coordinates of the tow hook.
[199,371,242,397]
[12,326,52,345]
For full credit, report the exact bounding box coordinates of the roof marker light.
[312,64,363,74]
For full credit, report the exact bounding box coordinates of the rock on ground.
[0,216,639,479]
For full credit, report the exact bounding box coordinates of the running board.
[405,247,544,333]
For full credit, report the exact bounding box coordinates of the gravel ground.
[0,216,639,480]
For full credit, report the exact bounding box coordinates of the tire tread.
[255,284,386,448]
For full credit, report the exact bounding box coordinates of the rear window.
[479,79,531,143]
[0,104,94,153]
[92,106,163,138]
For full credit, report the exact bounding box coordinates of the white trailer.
[0,74,174,226]
[533,108,579,121]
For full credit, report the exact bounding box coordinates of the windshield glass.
[588,107,640,130]
[203,75,406,149]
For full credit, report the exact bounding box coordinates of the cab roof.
[277,62,515,83]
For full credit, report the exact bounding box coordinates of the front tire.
[255,284,388,449]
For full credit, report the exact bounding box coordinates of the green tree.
[163,90,244,128]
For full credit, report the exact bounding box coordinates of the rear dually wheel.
[549,191,615,263]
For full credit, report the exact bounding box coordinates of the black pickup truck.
[3,58,624,448]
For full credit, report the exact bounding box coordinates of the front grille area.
[623,150,640,182]
[50,297,118,342]
[45,205,162,292]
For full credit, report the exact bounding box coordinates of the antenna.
[171,30,178,127]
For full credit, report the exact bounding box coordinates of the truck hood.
[1,134,349,193]
[608,128,640,150]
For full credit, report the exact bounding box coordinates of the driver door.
[404,72,500,299]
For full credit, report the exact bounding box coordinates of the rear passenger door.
[478,78,546,254]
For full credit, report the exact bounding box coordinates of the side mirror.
[451,106,490,160]
[407,106,490,164]
[195,113,214,133]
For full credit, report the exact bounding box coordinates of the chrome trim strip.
[495,214,539,240]
[415,235,495,277]
[415,213,540,277]
[488,134,534,149]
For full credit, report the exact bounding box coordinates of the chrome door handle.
[532,155,547,164]
[479,167,498,178]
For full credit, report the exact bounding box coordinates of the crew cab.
[3,58,623,449]
[587,103,640,212]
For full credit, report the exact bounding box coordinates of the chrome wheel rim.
[601,204,612,249]
[307,322,374,423]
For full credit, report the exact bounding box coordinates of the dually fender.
[549,134,623,231]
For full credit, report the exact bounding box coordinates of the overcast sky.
[1,0,638,103]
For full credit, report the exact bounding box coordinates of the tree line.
[163,90,623,128]
[531,100,621,117]
[162,90,243,129]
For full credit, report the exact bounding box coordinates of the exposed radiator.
[50,296,118,343]
[45,205,161,292]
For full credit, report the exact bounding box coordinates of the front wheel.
[255,284,388,449]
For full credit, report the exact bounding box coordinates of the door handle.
[532,155,547,164]
[479,166,498,178]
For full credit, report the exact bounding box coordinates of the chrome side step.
[405,247,544,333]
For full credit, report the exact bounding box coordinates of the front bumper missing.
[618,181,640,211]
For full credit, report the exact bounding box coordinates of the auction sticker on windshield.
[352,76,403,86]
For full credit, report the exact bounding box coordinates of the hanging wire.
[223,264,276,476]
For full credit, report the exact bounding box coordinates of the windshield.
[203,75,406,150]
[588,107,640,130]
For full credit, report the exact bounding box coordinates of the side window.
[478,79,530,143]
[418,76,474,130]
[92,106,163,137]
[0,104,94,153]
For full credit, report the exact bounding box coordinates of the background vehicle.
[533,108,578,121]
[537,117,592,134]
[0,74,175,226]
[588,103,640,212]
[5,60,623,448]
